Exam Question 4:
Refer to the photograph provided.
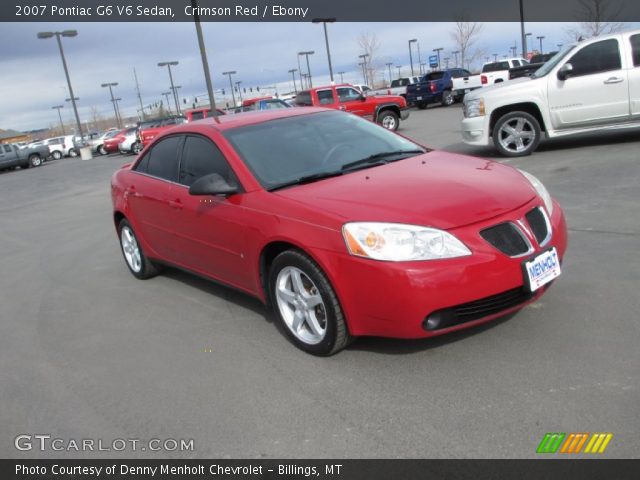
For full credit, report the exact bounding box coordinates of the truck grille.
[480,223,530,257]
[525,207,550,246]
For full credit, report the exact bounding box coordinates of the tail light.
[429,83,436,93]
[481,75,488,85]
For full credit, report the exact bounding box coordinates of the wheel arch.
[489,102,546,136]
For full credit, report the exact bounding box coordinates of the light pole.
[296,53,304,90]
[222,71,237,107]
[420,62,426,74]
[358,62,366,84]
[312,18,336,83]
[158,61,180,114]
[433,47,443,70]
[52,105,65,135]
[101,82,122,128]
[416,41,423,74]
[288,69,298,93]
[191,0,219,119]
[133,68,145,120]
[235,81,243,103]
[299,51,315,88]
[524,32,532,58]
[37,30,83,141]
[493,53,498,62]
[443,57,450,69]
[452,50,460,67]
[537,35,545,53]
[385,62,393,85]
[161,92,173,114]
[395,65,402,79]
[519,0,526,58]
[408,39,417,76]
[173,86,182,110]
[337,71,345,83]
[358,53,369,85]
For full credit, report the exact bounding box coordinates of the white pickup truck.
[480,58,529,85]
[462,29,640,156]
[370,76,421,99]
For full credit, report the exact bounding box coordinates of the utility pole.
[191,0,219,119]
[222,71,237,107]
[133,68,145,120]
[288,69,298,93]
[385,62,393,85]
[52,105,65,135]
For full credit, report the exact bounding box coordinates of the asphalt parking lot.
[1,105,639,459]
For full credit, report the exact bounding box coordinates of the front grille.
[526,207,549,245]
[423,287,534,331]
[480,223,530,256]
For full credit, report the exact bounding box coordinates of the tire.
[28,154,42,168]
[98,145,107,155]
[268,250,351,356]
[68,148,78,157]
[52,150,62,160]
[132,142,143,154]
[417,102,427,110]
[441,90,454,107]
[492,111,541,157]
[377,110,399,131]
[117,219,161,280]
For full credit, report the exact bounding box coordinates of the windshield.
[223,111,425,190]
[532,44,576,78]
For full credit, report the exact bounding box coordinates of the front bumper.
[461,115,491,146]
[315,198,568,339]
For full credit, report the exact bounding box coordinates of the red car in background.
[184,107,226,122]
[111,108,567,355]
[295,84,409,131]
[103,127,135,154]
[137,115,187,150]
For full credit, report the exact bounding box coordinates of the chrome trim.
[534,206,553,247]
[509,221,535,258]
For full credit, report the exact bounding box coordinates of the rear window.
[294,91,313,106]
[482,61,510,72]
[424,72,445,81]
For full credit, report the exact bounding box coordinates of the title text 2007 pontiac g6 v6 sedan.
[111,108,567,355]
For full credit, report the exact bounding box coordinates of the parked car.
[184,107,226,122]
[0,142,49,170]
[479,58,529,85]
[104,128,138,154]
[233,97,291,113]
[370,76,422,98]
[462,29,640,156]
[406,69,480,108]
[91,130,121,155]
[111,108,567,355]
[294,84,408,131]
[44,135,77,159]
[137,115,187,150]
[117,127,140,155]
[509,52,559,79]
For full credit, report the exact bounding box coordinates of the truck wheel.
[28,154,42,168]
[377,110,399,131]
[52,151,62,160]
[417,102,427,110]
[441,90,454,106]
[492,111,541,157]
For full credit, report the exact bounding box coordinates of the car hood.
[274,152,536,230]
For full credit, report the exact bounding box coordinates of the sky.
[0,21,638,132]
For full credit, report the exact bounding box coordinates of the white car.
[117,127,139,155]
[44,135,77,159]
[462,29,640,156]
[479,58,529,85]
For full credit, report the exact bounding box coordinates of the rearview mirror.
[557,63,573,81]
[188,173,238,197]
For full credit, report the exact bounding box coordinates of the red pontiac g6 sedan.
[111,108,567,355]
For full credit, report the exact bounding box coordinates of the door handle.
[168,200,183,210]
[603,77,623,84]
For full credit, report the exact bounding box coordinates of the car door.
[547,37,629,129]
[127,135,182,261]
[628,33,640,119]
[336,86,370,118]
[169,134,252,290]
[0,144,15,168]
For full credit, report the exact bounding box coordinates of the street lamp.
[385,62,393,85]
[337,71,345,83]
[358,53,369,85]
[299,51,315,88]
[158,61,180,114]
[101,82,122,128]
[288,69,298,93]
[191,0,218,119]
[358,62,366,84]
[395,65,402,79]
[493,53,498,62]
[161,92,173,114]
[433,47,443,70]
[235,81,243,103]
[524,32,533,58]
[536,35,545,53]
[443,57,450,69]
[173,86,182,109]
[452,50,460,67]
[408,39,417,76]
[312,18,336,83]
[37,30,83,141]
[52,105,65,135]
[222,71,237,107]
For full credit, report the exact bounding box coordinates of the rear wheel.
[118,219,161,279]
[52,150,62,160]
[68,148,78,157]
[28,154,42,168]
[441,90,454,106]
[268,250,351,355]
[417,102,427,110]
[492,111,541,157]
[377,110,399,131]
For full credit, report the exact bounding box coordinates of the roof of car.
[171,107,333,132]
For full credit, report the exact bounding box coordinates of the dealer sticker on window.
[524,248,561,292]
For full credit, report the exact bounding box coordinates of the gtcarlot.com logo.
[536,432,613,454]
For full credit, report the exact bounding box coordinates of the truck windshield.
[532,44,576,78]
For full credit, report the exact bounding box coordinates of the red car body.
[138,116,187,148]
[111,108,567,352]
[103,129,127,153]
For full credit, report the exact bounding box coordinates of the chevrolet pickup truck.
[295,84,409,131]
[462,29,640,156]
[508,53,558,79]
[407,69,481,108]
[370,76,421,99]
[480,58,529,85]
[0,143,49,170]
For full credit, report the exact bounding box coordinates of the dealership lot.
[1,105,639,458]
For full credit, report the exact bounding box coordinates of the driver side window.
[567,39,621,77]
[336,87,361,103]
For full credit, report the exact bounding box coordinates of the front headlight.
[342,222,471,261]
[464,98,485,118]
[519,169,554,215]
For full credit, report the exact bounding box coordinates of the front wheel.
[377,110,399,131]
[268,250,351,355]
[68,148,78,157]
[492,111,541,157]
[98,145,107,155]
[132,142,143,154]
[118,219,161,280]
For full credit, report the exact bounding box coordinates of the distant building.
[0,129,31,144]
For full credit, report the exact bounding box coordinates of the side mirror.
[188,173,239,197]
[557,63,573,81]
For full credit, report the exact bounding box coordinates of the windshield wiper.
[340,149,426,172]
[268,170,344,191]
